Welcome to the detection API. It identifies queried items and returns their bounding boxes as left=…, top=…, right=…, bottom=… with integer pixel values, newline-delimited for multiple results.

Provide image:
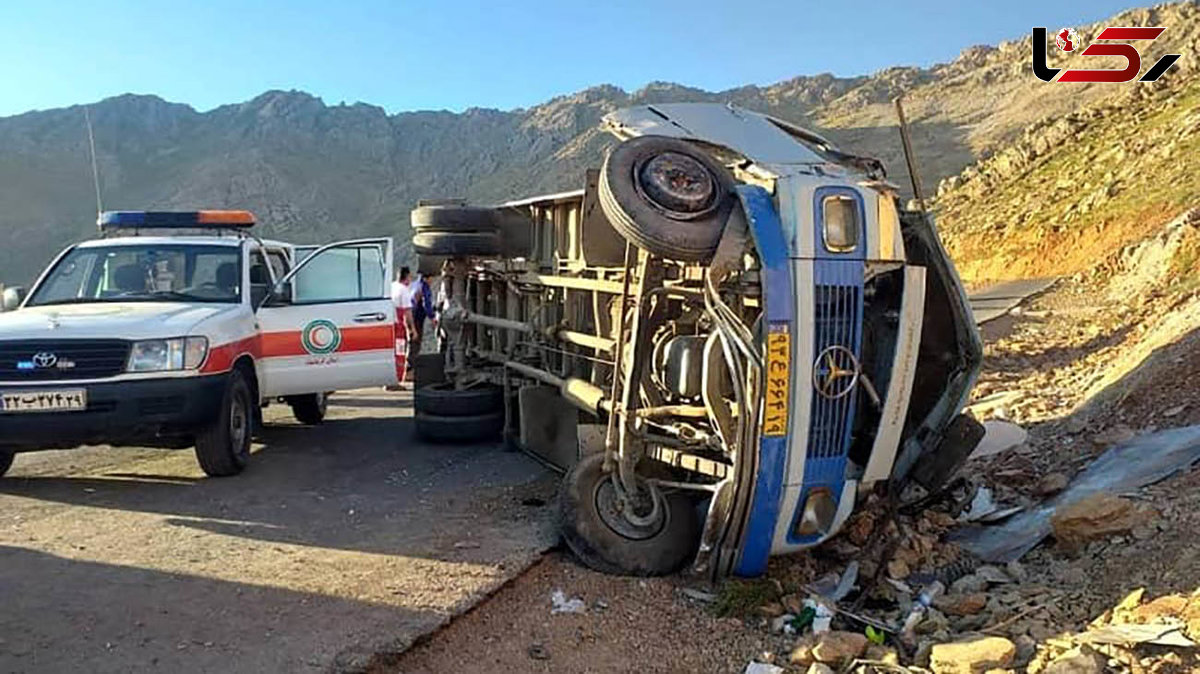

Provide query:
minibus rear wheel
left=559, top=453, right=700, bottom=576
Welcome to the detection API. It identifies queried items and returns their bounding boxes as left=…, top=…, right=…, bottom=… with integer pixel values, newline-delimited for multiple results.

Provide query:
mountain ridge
left=2, top=1, right=1197, bottom=285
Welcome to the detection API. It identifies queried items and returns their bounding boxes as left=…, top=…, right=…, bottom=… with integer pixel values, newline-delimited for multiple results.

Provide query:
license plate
left=763, top=326, right=791, bottom=437
left=0, top=389, right=88, bottom=413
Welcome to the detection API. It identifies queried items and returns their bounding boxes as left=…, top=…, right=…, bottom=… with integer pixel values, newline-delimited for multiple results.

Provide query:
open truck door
left=256, top=238, right=396, bottom=397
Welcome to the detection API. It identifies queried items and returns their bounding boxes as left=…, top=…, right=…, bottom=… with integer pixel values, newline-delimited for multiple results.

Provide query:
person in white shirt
left=389, top=267, right=416, bottom=388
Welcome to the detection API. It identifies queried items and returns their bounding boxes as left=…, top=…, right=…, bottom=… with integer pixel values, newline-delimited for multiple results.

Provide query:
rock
left=888, top=558, right=911, bottom=580
left=951, top=574, right=989, bottom=595
left=1034, top=472, right=1069, bottom=496
left=1051, top=494, right=1152, bottom=548
left=1091, top=425, right=1135, bottom=445
left=527, top=643, right=550, bottom=660
left=929, top=636, right=1016, bottom=674
left=935, top=593, right=990, bottom=616
left=810, top=631, right=869, bottom=666
left=744, top=663, right=784, bottom=674
left=1013, top=635, right=1037, bottom=666
left=758, top=602, right=785, bottom=618
left=804, top=664, right=834, bottom=674
left=770, top=613, right=796, bottom=634
left=975, top=565, right=1012, bottom=585
left=916, top=608, right=951, bottom=635
left=1043, top=646, right=1106, bottom=674
left=863, top=644, right=900, bottom=665
left=1005, top=561, right=1028, bottom=583
left=781, top=593, right=805, bottom=615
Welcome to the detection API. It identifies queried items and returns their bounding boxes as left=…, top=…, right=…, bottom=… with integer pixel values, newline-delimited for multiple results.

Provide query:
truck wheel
left=599, top=135, right=736, bottom=262
left=194, top=369, right=254, bottom=477
left=287, top=392, right=328, bottom=425
left=414, top=383, right=501, bottom=416
left=413, top=232, right=501, bottom=257
left=0, top=449, right=13, bottom=478
left=411, top=205, right=498, bottom=232
left=415, top=411, right=504, bottom=443
left=559, top=453, right=700, bottom=576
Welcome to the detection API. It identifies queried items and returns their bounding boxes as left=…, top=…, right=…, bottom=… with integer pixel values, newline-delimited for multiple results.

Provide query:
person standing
left=389, top=267, right=415, bottom=389
left=409, top=272, right=435, bottom=364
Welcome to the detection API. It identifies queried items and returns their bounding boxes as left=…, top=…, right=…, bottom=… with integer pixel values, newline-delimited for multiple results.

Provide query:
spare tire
left=599, top=135, right=737, bottom=262
left=411, top=205, right=498, bottom=233
left=413, top=231, right=501, bottom=256
left=415, top=411, right=504, bottom=443
left=414, top=382, right=502, bottom=417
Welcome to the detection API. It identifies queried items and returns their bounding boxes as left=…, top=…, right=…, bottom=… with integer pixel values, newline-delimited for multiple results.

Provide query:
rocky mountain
left=1, top=1, right=1197, bottom=285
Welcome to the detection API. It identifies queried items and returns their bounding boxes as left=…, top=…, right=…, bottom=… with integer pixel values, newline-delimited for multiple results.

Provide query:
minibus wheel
left=599, top=135, right=736, bottom=263
left=559, top=453, right=700, bottom=576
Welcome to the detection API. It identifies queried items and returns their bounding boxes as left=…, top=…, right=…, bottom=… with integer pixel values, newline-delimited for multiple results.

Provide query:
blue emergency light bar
left=98, top=210, right=256, bottom=230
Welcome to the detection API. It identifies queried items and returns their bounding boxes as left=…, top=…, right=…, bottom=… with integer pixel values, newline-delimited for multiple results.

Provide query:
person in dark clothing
left=409, top=272, right=435, bottom=365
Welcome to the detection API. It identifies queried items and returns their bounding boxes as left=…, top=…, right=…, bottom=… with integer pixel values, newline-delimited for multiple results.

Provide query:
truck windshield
left=26, top=244, right=242, bottom=306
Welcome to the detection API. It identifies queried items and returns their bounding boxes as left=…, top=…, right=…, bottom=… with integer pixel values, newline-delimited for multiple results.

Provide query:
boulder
left=1051, top=494, right=1151, bottom=548
left=929, top=636, right=1016, bottom=674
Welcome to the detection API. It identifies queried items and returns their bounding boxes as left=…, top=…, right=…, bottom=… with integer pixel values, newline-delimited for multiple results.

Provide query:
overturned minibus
left=411, top=103, right=982, bottom=577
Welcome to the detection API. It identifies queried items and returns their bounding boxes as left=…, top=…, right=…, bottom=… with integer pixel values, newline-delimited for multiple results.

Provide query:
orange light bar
left=196, top=210, right=256, bottom=226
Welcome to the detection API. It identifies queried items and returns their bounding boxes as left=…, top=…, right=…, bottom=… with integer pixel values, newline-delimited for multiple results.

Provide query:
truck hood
left=0, top=303, right=238, bottom=341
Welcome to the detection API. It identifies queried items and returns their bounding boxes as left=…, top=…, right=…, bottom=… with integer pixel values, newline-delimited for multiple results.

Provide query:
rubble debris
left=550, top=589, right=586, bottom=614
left=789, top=631, right=868, bottom=668
left=933, top=592, right=988, bottom=617
left=1034, top=472, right=1070, bottom=496
left=928, top=636, right=1016, bottom=674
left=1041, top=646, right=1107, bottom=674
left=952, top=425, right=1200, bottom=562
left=1050, top=493, right=1154, bottom=550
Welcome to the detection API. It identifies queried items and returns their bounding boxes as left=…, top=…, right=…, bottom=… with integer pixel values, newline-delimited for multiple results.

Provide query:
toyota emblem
left=31, top=352, right=59, bottom=369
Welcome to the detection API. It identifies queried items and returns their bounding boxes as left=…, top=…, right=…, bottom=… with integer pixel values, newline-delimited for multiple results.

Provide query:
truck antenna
left=84, top=106, right=104, bottom=216
left=893, top=96, right=926, bottom=211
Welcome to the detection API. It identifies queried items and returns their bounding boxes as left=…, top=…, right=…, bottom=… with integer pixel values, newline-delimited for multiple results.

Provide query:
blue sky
left=0, top=0, right=1145, bottom=117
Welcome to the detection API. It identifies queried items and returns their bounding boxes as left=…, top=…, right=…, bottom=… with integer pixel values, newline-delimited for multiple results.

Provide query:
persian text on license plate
left=763, top=326, right=791, bottom=437
left=0, top=389, right=88, bottom=413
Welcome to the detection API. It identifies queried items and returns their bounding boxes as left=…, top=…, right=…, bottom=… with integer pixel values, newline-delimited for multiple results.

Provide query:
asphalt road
left=968, top=278, right=1057, bottom=325
left=0, top=389, right=557, bottom=673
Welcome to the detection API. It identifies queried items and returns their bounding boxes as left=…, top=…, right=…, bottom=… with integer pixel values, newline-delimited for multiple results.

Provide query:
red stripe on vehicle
left=199, top=324, right=395, bottom=374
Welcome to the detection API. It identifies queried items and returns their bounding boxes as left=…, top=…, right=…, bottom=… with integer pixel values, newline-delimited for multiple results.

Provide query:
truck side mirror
left=1, top=286, right=25, bottom=312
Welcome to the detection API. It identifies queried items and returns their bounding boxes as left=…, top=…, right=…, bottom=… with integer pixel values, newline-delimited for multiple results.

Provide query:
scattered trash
left=952, top=425, right=1200, bottom=562
left=743, top=661, right=784, bottom=674
left=865, top=625, right=886, bottom=645
left=1075, top=623, right=1196, bottom=647
left=679, top=587, right=717, bottom=603
left=899, top=580, right=945, bottom=642
left=811, top=603, right=834, bottom=634
left=970, top=420, right=1028, bottom=459
left=527, top=643, right=550, bottom=660
left=550, top=589, right=586, bottom=614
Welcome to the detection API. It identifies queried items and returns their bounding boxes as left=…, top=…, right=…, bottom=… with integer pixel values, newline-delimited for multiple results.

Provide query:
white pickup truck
left=0, top=210, right=398, bottom=477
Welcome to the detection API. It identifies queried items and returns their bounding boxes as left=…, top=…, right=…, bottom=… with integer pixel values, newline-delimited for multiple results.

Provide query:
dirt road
left=0, top=389, right=557, bottom=673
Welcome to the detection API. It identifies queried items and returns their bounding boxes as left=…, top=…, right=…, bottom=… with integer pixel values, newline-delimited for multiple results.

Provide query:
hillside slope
left=1, top=1, right=1197, bottom=285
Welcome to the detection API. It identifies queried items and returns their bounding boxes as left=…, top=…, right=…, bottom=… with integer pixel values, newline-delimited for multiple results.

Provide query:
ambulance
left=0, top=211, right=397, bottom=477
